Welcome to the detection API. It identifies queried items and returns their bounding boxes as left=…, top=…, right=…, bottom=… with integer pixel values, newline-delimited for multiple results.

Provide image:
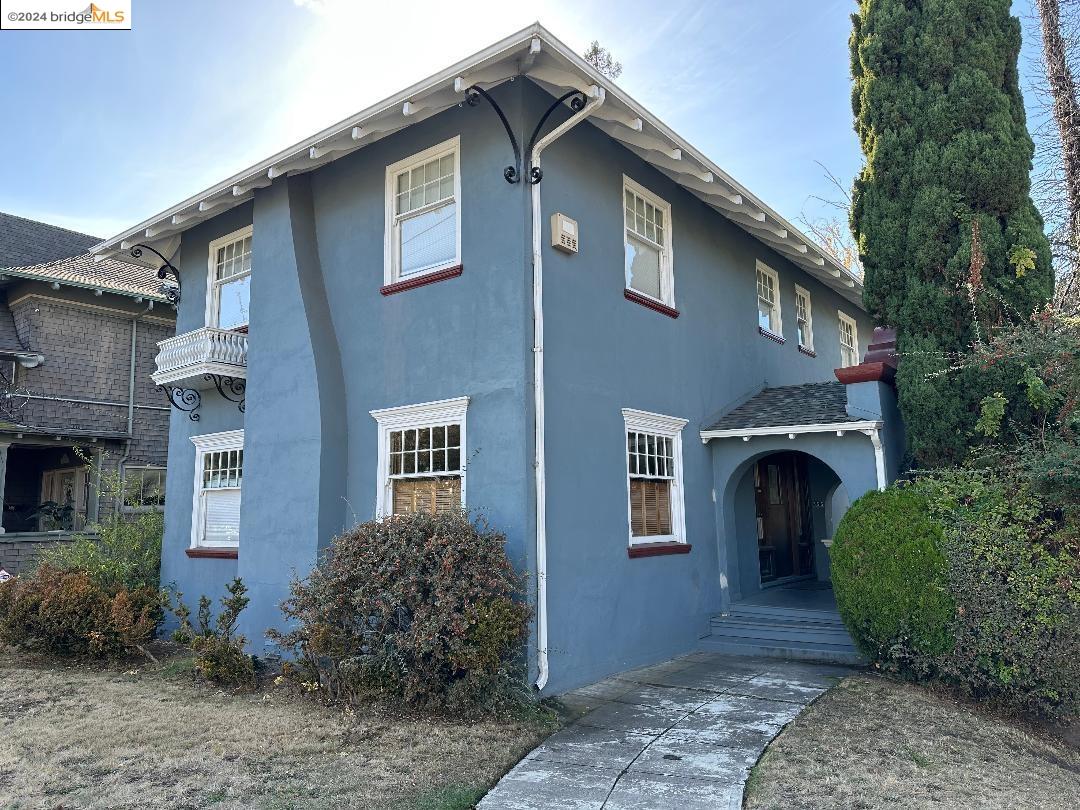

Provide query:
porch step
left=703, top=605, right=864, bottom=665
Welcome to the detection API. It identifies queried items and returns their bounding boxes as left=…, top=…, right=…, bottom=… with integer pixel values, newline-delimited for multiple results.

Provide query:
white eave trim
left=92, top=23, right=863, bottom=306
left=700, top=420, right=883, bottom=443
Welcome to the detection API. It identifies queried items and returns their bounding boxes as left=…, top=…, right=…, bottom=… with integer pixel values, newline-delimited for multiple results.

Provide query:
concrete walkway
left=480, top=653, right=853, bottom=809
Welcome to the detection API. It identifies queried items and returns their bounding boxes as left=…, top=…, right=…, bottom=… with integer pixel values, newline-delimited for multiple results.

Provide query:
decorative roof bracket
left=130, top=243, right=181, bottom=305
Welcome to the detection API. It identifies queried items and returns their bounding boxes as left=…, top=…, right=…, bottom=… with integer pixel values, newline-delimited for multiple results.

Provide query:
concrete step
left=709, top=620, right=855, bottom=646
left=724, top=603, right=846, bottom=623
left=714, top=610, right=848, bottom=629
left=698, top=636, right=865, bottom=666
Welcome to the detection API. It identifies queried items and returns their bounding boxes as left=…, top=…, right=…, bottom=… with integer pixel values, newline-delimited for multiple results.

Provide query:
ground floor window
left=190, top=430, right=243, bottom=548
left=371, top=397, right=468, bottom=517
left=622, top=408, right=688, bottom=545
left=122, top=465, right=166, bottom=512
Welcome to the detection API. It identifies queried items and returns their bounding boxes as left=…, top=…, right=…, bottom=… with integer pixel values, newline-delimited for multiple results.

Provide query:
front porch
left=701, top=582, right=861, bottom=665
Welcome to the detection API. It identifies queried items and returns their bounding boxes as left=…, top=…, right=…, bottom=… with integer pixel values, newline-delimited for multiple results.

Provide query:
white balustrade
left=152, top=327, right=248, bottom=385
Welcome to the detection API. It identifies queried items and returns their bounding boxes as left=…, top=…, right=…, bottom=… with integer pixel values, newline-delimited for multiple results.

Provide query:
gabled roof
left=0, top=212, right=99, bottom=267
left=2, top=252, right=169, bottom=301
left=704, top=381, right=859, bottom=432
left=92, top=23, right=864, bottom=306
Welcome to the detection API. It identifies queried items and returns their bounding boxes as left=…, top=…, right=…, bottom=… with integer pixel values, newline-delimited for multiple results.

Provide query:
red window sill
left=758, top=326, right=785, bottom=344
left=381, top=265, right=462, bottom=296
left=624, top=289, right=680, bottom=319
left=186, top=547, right=238, bottom=559
left=628, top=542, right=692, bottom=559
left=798, top=344, right=816, bottom=357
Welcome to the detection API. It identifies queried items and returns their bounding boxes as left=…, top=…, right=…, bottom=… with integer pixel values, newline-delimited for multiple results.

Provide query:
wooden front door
left=754, top=453, right=814, bottom=583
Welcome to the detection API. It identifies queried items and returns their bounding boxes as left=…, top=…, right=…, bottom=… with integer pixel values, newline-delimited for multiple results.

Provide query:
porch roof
left=704, top=381, right=865, bottom=435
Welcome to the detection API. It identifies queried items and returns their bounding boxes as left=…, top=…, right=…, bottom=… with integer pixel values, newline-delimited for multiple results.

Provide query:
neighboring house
left=0, top=213, right=175, bottom=572
left=91, top=24, right=902, bottom=694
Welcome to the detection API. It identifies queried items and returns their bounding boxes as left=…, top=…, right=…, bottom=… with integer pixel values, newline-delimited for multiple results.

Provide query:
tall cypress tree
left=850, top=0, right=1055, bottom=467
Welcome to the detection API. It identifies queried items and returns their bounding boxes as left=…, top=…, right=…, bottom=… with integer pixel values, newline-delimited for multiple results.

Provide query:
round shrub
left=831, top=487, right=955, bottom=674
left=269, top=510, right=531, bottom=713
left=0, top=564, right=161, bottom=657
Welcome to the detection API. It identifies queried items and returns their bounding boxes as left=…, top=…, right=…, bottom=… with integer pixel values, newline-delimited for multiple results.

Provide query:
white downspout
left=868, top=428, right=887, bottom=491
left=531, top=85, right=605, bottom=692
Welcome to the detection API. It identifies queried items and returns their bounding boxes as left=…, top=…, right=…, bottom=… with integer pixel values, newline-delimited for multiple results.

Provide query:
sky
left=0, top=0, right=1053, bottom=243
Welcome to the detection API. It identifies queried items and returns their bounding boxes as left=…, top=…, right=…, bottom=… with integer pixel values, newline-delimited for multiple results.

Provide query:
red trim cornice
left=186, top=548, right=238, bottom=560
left=628, top=542, right=692, bottom=559
left=835, top=361, right=896, bottom=384
left=624, top=289, right=680, bottom=319
left=381, top=265, right=463, bottom=296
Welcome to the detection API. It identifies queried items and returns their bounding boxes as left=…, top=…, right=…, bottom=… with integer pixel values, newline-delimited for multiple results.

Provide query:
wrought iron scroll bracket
left=161, top=385, right=201, bottom=421
left=523, top=90, right=587, bottom=185
left=130, top=243, right=181, bottom=305
left=206, top=374, right=246, bottom=414
left=464, top=85, right=522, bottom=184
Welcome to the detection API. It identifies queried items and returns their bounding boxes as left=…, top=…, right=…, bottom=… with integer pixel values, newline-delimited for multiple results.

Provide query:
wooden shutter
left=392, top=476, right=461, bottom=515
left=630, top=478, right=672, bottom=537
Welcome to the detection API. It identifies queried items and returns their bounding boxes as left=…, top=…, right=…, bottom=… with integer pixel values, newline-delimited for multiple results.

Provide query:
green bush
left=269, top=509, right=531, bottom=714
left=919, top=469, right=1080, bottom=719
left=167, top=578, right=256, bottom=689
left=831, top=487, right=955, bottom=674
left=0, top=564, right=161, bottom=657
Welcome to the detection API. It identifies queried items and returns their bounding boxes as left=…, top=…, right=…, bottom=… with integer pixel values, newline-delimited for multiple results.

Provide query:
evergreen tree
left=850, top=0, right=1055, bottom=467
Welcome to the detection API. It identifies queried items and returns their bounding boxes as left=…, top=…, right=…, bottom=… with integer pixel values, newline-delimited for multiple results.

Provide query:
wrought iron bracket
left=130, top=243, right=181, bottom=305
left=160, top=385, right=201, bottom=421
left=206, top=374, right=246, bottom=413
left=463, top=84, right=587, bottom=185
left=523, top=90, right=587, bottom=185
left=465, top=85, right=522, bottom=184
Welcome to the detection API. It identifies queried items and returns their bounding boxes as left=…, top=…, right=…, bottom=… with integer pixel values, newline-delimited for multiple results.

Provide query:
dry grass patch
left=745, top=674, right=1080, bottom=810
left=0, top=652, right=553, bottom=809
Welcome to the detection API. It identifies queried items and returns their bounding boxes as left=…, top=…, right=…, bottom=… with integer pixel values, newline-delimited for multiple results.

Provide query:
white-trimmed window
left=794, top=285, right=814, bottom=351
left=623, top=177, right=674, bottom=305
left=384, top=137, right=461, bottom=285
left=756, top=261, right=781, bottom=336
left=206, top=226, right=252, bottom=330
left=190, top=431, right=244, bottom=548
left=122, top=465, right=166, bottom=512
left=838, top=311, right=860, bottom=367
left=622, top=409, right=688, bottom=545
left=371, top=397, right=468, bottom=516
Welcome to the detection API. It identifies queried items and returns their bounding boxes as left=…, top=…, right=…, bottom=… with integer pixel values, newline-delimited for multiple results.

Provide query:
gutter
left=530, top=84, right=606, bottom=692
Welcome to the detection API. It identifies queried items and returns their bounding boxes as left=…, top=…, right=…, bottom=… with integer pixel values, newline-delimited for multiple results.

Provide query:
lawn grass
left=745, top=673, right=1080, bottom=809
left=0, top=648, right=555, bottom=809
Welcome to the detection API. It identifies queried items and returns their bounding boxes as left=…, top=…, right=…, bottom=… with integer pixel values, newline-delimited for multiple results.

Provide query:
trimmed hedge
left=831, top=487, right=955, bottom=675
left=269, top=510, right=531, bottom=714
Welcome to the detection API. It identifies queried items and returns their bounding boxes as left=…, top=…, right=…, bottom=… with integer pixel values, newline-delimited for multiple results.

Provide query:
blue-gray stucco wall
left=527, top=81, right=875, bottom=693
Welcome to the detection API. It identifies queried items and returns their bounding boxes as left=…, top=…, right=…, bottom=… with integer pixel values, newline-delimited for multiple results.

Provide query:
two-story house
left=0, top=213, right=175, bottom=573
left=91, top=25, right=902, bottom=694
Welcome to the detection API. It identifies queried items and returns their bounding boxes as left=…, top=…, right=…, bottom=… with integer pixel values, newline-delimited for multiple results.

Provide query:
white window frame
left=622, top=408, right=688, bottom=546
left=121, top=465, right=167, bottom=513
left=190, top=430, right=244, bottom=549
left=838, top=310, right=860, bottom=368
left=383, top=136, right=462, bottom=286
left=370, top=396, right=469, bottom=517
left=205, top=225, right=253, bottom=330
left=623, top=175, right=675, bottom=306
left=756, top=260, right=782, bottom=337
left=794, top=284, right=814, bottom=351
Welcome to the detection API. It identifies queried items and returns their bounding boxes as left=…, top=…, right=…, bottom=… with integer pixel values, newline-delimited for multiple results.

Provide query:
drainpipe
left=113, top=302, right=153, bottom=514
left=531, top=85, right=606, bottom=692
left=868, top=428, right=887, bottom=491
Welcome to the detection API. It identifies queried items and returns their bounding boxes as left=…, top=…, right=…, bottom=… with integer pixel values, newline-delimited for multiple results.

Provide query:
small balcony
left=152, top=327, right=248, bottom=387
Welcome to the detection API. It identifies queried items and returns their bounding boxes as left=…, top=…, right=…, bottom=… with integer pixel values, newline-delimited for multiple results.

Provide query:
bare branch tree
left=583, top=41, right=623, bottom=79
left=798, top=161, right=863, bottom=276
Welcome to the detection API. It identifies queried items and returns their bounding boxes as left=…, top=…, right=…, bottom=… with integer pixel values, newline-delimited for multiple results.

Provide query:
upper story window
left=371, top=396, right=468, bottom=517
left=190, top=431, right=244, bottom=549
left=756, top=261, right=781, bottom=337
left=622, top=408, right=688, bottom=546
left=385, top=137, right=461, bottom=285
left=838, top=310, right=860, bottom=367
left=623, top=177, right=674, bottom=306
left=206, top=226, right=252, bottom=331
left=794, top=285, right=814, bottom=351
